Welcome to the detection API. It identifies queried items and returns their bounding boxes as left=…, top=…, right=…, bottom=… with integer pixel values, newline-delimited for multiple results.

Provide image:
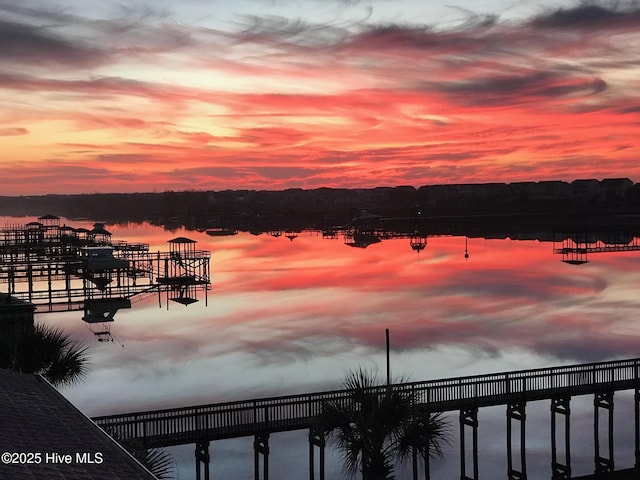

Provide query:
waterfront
left=4, top=215, right=640, bottom=478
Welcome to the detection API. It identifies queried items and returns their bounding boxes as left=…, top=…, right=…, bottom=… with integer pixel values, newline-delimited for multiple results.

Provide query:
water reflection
left=4, top=215, right=640, bottom=477
left=3, top=218, right=631, bottom=400
left=3, top=216, right=640, bottom=379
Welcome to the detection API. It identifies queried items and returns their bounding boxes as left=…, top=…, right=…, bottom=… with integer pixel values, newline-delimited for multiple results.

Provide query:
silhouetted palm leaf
left=140, top=448, right=176, bottom=480
left=318, top=368, right=449, bottom=480
left=0, top=322, right=89, bottom=386
left=397, top=410, right=451, bottom=462
left=115, top=437, right=176, bottom=480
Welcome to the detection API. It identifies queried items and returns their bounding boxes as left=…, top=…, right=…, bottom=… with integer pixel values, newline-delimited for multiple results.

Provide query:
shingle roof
left=0, top=369, right=157, bottom=480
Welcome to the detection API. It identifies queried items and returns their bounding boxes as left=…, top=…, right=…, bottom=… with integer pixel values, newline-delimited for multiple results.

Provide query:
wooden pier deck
left=93, top=357, right=640, bottom=449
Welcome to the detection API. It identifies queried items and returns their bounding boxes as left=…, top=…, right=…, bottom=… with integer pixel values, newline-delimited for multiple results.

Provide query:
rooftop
left=0, top=368, right=157, bottom=480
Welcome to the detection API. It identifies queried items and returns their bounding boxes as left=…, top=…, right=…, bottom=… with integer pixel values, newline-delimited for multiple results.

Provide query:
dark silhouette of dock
left=0, top=216, right=211, bottom=340
left=94, top=357, right=640, bottom=479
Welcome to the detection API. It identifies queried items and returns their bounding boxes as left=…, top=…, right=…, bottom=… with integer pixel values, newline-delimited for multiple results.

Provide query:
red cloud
left=0, top=127, right=28, bottom=136
left=1, top=3, right=640, bottom=195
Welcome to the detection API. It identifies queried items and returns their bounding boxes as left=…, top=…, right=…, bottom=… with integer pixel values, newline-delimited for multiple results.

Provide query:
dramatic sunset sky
left=1, top=0, right=639, bottom=195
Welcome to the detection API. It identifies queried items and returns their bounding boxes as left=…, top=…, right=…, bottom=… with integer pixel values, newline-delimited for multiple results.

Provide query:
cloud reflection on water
left=42, top=223, right=640, bottom=419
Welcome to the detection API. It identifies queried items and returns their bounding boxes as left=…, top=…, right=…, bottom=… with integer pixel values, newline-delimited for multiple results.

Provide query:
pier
left=93, top=357, right=640, bottom=479
left=0, top=216, right=210, bottom=339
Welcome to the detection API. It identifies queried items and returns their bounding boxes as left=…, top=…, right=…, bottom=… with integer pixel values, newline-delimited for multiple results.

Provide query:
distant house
left=571, top=179, right=601, bottom=203
left=601, top=178, right=633, bottom=200
left=509, top=181, right=537, bottom=199
left=537, top=181, right=571, bottom=200
left=508, top=181, right=572, bottom=201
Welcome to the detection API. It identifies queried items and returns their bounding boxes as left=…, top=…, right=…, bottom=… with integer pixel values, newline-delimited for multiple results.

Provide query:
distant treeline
left=1, top=178, right=639, bottom=231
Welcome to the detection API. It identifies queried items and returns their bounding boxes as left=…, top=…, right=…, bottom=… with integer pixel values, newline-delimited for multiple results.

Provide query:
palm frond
left=143, top=448, right=176, bottom=480
left=396, top=412, right=451, bottom=461
left=318, top=368, right=451, bottom=480
left=46, top=343, right=90, bottom=386
left=117, top=437, right=176, bottom=480
left=7, top=322, right=90, bottom=386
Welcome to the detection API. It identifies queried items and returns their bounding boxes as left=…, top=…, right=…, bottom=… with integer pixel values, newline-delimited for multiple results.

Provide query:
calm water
left=6, top=216, right=640, bottom=479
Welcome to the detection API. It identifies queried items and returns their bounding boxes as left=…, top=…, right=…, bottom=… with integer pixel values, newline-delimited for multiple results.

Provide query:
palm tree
left=317, top=368, right=449, bottom=480
left=396, top=406, right=450, bottom=479
left=126, top=441, right=177, bottom=480
left=139, top=448, right=176, bottom=480
left=0, top=322, right=89, bottom=386
left=103, top=433, right=176, bottom=480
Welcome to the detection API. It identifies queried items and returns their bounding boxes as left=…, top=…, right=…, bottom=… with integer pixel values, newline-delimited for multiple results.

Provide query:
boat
left=206, top=228, right=238, bottom=237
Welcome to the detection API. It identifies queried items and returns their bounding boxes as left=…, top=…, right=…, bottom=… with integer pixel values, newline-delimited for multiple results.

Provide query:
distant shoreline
left=2, top=178, right=639, bottom=234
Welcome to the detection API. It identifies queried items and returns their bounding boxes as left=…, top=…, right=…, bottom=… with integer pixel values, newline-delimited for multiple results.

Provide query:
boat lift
left=0, top=216, right=211, bottom=341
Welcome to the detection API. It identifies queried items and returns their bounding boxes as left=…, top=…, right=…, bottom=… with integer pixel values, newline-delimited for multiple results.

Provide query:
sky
left=1, top=0, right=639, bottom=195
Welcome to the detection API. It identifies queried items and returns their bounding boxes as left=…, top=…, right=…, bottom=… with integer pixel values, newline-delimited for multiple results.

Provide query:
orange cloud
left=0, top=2, right=639, bottom=195
left=0, top=127, right=28, bottom=136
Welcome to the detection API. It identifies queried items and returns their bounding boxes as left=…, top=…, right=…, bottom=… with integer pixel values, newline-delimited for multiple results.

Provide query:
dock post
left=412, top=445, right=419, bottom=480
left=636, top=387, right=640, bottom=470
left=551, top=396, right=571, bottom=480
left=460, top=407, right=479, bottom=480
left=195, top=440, right=210, bottom=480
left=309, top=428, right=325, bottom=480
left=507, top=402, right=527, bottom=479
left=594, top=391, right=614, bottom=474
left=412, top=443, right=430, bottom=480
left=254, top=433, right=270, bottom=480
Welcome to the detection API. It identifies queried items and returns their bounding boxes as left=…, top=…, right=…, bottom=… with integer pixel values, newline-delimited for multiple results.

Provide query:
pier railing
left=93, top=357, right=640, bottom=448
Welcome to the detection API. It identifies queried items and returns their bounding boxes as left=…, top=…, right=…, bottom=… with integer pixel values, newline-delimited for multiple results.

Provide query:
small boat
left=206, top=228, right=238, bottom=237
